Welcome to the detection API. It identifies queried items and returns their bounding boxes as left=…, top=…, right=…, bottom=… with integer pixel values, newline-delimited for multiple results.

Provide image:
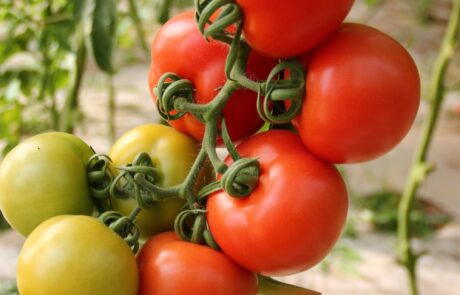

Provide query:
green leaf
left=91, top=0, right=117, bottom=73
left=257, top=276, right=320, bottom=295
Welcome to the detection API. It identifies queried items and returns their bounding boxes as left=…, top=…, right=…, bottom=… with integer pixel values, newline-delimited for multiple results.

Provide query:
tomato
left=206, top=130, right=348, bottom=276
left=17, top=215, right=138, bottom=295
left=235, top=0, right=354, bottom=58
left=137, top=231, right=258, bottom=295
left=0, top=132, right=95, bottom=236
left=294, top=23, right=420, bottom=163
left=109, top=124, right=212, bottom=239
left=148, top=11, right=276, bottom=141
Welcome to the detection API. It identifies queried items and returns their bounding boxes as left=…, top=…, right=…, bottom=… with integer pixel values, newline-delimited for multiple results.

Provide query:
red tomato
left=295, top=23, right=420, bottom=163
left=137, top=232, right=258, bottom=295
left=149, top=11, right=276, bottom=141
left=206, top=130, right=348, bottom=276
left=235, top=0, right=354, bottom=58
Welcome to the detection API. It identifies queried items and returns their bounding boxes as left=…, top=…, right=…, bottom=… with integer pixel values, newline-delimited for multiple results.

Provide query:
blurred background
left=0, top=0, right=459, bottom=294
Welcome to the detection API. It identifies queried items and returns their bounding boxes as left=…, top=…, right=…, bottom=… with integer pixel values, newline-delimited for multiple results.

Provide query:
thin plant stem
left=397, top=1, right=460, bottom=294
left=128, top=0, right=149, bottom=56
left=107, top=73, right=116, bottom=144
left=59, top=31, right=87, bottom=133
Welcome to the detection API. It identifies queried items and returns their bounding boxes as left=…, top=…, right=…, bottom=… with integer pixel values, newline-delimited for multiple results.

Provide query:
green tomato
left=108, top=124, right=211, bottom=239
left=17, top=215, right=138, bottom=295
left=0, top=132, right=95, bottom=236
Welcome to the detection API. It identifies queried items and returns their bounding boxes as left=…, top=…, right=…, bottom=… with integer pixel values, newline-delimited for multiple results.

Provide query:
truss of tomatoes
left=146, top=4, right=420, bottom=293
left=0, top=1, right=420, bottom=295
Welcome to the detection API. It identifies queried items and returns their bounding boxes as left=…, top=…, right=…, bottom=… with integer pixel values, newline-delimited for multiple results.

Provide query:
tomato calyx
left=255, top=60, right=305, bottom=124
left=87, top=153, right=115, bottom=212
left=154, top=72, right=196, bottom=121
left=174, top=209, right=220, bottom=250
left=221, top=157, right=259, bottom=198
left=99, top=210, right=141, bottom=252
left=195, top=0, right=243, bottom=43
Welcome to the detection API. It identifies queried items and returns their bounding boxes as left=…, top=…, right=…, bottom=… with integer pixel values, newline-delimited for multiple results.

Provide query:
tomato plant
left=234, top=0, right=354, bottom=58
left=206, top=130, right=348, bottom=276
left=294, top=23, right=420, bottom=163
left=17, top=215, right=138, bottom=295
left=108, top=124, right=212, bottom=239
left=148, top=11, right=276, bottom=141
left=137, top=231, right=258, bottom=295
left=0, top=132, right=95, bottom=236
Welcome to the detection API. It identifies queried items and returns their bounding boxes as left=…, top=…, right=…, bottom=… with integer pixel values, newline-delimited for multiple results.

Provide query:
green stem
left=128, top=0, right=149, bottom=56
left=59, top=31, right=86, bottom=133
left=180, top=147, right=208, bottom=205
left=107, top=73, right=116, bottom=144
left=230, top=42, right=262, bottom=92
left=201, top=79, right=239, bottom=174
left=39, top=1, right=59, bottom=130
left=128, top=206, right=142, bottom=221
left=397, top=1, right=460, bottom=295
left=174, top=78, right=238, bottom=204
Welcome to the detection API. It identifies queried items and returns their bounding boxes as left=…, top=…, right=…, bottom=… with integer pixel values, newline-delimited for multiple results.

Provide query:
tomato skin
left=294, top=23, right=421, bottom=164
left=17, top=215, right=138, bottom=295
left=137, top=232, right=258, bottom=295
left=206, top=130, right=348, bottom=276
left=109, top=124, right=211, bottom=239
left=148, top=11, right=276, bottom=141
left=0, top=132, right=95, bottom=236
left=235, top=0, right=354, bottom=58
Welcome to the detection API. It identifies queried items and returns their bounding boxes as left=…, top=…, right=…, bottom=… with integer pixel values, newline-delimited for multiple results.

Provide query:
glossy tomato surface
left=137, top=232, right=258, bottom=295
left=235, top=0, right=354, bottom=58
left=17, top=215, right=138, bottom=295
left=149, top=11, right=276, bottom=141
left=207, top=130, right=348, bottom=276
left=0, top=132, right=95, bottom=236
left=109, top=124, right=212, bottom=239
left=296, top=23, right=420, bottom=163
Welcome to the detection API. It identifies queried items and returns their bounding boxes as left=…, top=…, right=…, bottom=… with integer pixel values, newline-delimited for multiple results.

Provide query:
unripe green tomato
left=17, top=215, right=138, bottom=295
left=0, top=132, right=95, bottom=236
left=108, top=124, right=212, bottom=239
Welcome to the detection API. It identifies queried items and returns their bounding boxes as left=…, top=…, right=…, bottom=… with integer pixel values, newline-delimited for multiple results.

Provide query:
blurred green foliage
left=358, top=190, right=451, bottom=238
left=0, top=280, right=18, bottom=295
left=0, top=0, right=195, bottom=156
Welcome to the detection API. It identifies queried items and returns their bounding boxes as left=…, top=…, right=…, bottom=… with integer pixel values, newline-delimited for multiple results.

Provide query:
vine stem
left=128, top=0, right=149, bottom=56
left=59, top=27, right=86, bottom=133
left=107, top=73, right=116, bottom=144
left=396, top=1, right=460, bottom=294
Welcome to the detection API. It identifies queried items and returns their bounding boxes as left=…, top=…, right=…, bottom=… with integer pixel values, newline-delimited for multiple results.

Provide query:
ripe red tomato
left=148, top=11, right=276, bottom=141
left=206, top=130, right=348, bottom=276
left=235, top=0, right=354, bottom=58
left=295, top=23, right=420, bottom=163
left=137, top=232, right=258, bottom=295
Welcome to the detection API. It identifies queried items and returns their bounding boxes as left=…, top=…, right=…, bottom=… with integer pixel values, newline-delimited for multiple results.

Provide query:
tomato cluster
left=0, top=1, right=420, bottom=294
